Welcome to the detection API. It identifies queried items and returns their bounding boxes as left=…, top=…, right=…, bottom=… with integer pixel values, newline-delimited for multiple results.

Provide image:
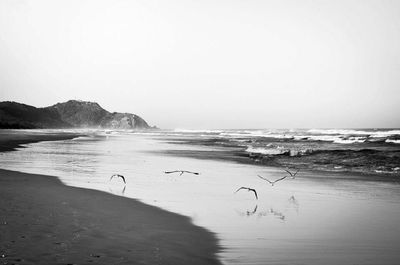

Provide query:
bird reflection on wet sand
left=235, top=205, right=286, bottom=221
left=236, top=205, right=258, bottom=217
left=287, top=195, right=300, bottom=213
left=108, top=185, right=126, bottom=196
left=269, top=208, right=285, bottom=220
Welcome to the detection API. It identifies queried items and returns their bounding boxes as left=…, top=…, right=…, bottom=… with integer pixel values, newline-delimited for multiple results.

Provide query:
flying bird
left=110, top=174, right=126, bottom=184
left=164, top=170, right=200, bottom=176
left=284, top=169, right=299, bottom=179
left=257, top=175, right=287, bottom=186
left=234, top=187, right=258, bottom=200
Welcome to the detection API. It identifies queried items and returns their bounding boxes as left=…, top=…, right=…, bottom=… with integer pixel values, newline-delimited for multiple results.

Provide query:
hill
left=0, top=100, right=152, bottom=129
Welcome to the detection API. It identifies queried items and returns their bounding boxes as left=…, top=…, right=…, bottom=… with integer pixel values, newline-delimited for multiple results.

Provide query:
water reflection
left=235, top=195, right=300, bottom=221
left=236, top=204, right=287, bottom=221
left=288, top=195, right=300, bottom=213
left=250, top=207, right=286, bottom=221
left=236, top=205, right=258, bottom=217
left=108, top=185, right=126, bottom=196
left=269, top=208, right=285, bottom=221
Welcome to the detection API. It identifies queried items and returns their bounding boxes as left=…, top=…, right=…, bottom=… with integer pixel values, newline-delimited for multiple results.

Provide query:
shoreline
left=0, top=131, right=85, bottom=152
left=150, top=148, right=400, bottom=183
left=157, top=132, right=400, bottom=179
left=0, top=132, right=222, bottom=265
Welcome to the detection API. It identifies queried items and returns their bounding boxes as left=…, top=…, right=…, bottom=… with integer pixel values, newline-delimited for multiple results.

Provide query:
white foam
left=218, top=130, right=296, bottom=139
left=308, top=129, right=400, bottom=137
left=386, top=139, right=400, bottom=144
left=219, top=132, right=251, bottom=138
left=333, top=138, right=366, bottom=144
left=245, top=146, right=314, bottom=156
left=245, top=146, right=285, bottom=155
left=289, top=149, right=314, bottom=156
left=174, top=129, right=223, bottom=133
left=306, top=135, right=341, bottom=142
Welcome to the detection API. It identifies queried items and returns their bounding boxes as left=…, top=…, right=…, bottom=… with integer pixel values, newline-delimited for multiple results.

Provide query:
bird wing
left=184, top=171, right=200, bottom=175
left=120, top=175, right=126, bottom=184
left=234, top=187, right=247, bottom=193
left=284, top=169, right=293, bottom=176
left=257, top=175, right=273, bottom=184
left=273, top=176, right=287, bottom=184
left=164, top=170, right=180, bottom=174
left=251, top=189, right=258, bottom=200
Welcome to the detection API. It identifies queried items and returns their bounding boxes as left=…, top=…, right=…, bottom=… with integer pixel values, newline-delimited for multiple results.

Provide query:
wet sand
left=0, top=133, right=221, bottom=265
left=0, top=131, right=84, bottom=152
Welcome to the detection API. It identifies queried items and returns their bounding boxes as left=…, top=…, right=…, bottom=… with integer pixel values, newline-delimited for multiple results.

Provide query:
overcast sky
left=1, top=0, right=399, bottom=129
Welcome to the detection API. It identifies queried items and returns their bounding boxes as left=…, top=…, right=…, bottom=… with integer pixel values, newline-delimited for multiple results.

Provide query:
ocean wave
left=165, top=128, right=400, bottom=146
left=245, top=146, right=285, bottom=155
left=174, top=129, right=224, bottom=134
left=307, top=129, right=400, bottom=137
left=219, top=132, right=251, bottom=138
left=245, top=146, right=314, bottom=157
left=306, top=135, right=343, bottom=142
left=71, top=136, right=94, bottom=141
left=214, top=131, right=371, bottom=144
left=386, top=139, right=400, bottom=144
left=245, top=146, right=392, bottom=157
left=333, top=137, right=366, bottom=144
left=307, top=129, right=372, bottom=135
left=220, top=131, right=294, bottom=139
left=218, top=130, right=376, bottom=143
left=297, top=135, right=364, bottom=143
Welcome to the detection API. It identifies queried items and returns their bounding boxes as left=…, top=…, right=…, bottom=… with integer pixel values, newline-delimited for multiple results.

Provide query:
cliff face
left=0, top=100, right=152, bottom=129
left=101, top=112, right=150, bottom=129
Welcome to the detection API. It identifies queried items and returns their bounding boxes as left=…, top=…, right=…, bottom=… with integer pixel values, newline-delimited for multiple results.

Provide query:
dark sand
left=0, top=131, right=84, bottom=152
left=0, top=133, right=221, bottom=265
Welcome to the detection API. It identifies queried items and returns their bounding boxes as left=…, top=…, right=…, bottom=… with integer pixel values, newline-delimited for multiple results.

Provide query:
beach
left=0, top=130, right=85, bottom=152
left=1, top=129, right=400, bottom=265
left=2, top=0, right=400, bottom=263
left=0, top=132, right=221, bottom=265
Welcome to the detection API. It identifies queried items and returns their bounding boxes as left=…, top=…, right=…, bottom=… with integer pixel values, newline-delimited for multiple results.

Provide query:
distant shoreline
left=0, top=131, right=84, bottom=152
left=0, top=131, right=221, bottom=265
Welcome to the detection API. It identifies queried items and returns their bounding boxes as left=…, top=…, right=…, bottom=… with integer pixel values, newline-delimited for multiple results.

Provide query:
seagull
left=234, top=187, right=258, bottom=200
left=257, top=175, right=287, bottom=186
left=284, top=169, right=299, bottom=179
left=164, top=170, right=200, bottom=176
left=110, top=174, right=126, bottom=184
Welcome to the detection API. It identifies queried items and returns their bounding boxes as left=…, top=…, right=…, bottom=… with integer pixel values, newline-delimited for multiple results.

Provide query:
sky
left=1, top=0, right=399, bottom=129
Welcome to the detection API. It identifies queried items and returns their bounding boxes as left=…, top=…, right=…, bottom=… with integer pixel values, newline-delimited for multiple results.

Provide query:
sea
left=155, top=128, right=400, bottom=176
left=1, top=128, right=400, bottom=264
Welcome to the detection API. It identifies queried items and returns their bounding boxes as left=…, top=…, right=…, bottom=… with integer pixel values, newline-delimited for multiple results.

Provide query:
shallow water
left=1, top=130, right=400, bottom=264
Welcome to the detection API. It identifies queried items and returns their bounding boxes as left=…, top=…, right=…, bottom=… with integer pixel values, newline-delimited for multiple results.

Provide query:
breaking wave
left=307, top=129, right=400, bottom=137
left=151, top=128, right=400, bottom=176
left=245, top=146, right=314, bottom=157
